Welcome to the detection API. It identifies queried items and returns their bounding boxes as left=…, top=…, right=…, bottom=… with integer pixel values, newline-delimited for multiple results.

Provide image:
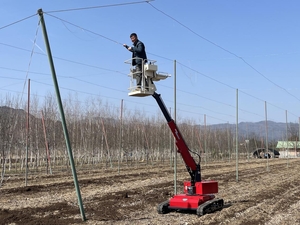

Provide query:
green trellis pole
left=37, top=8, right=86, bottom=222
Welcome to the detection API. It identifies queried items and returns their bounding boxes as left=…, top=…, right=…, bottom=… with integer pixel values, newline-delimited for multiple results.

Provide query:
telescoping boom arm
left=152, top=92, right=201, bottom=185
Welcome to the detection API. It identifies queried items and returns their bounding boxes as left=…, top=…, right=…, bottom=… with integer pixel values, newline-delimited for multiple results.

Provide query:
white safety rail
left=124, top=58, right=170, bottom=97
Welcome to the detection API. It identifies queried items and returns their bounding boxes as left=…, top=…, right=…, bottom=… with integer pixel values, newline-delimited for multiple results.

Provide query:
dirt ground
left=1, top=158, right=300, bottom=225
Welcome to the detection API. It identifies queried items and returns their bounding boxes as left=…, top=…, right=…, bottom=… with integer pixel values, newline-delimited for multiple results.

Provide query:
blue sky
left=1, top=0, right=300, bottom=124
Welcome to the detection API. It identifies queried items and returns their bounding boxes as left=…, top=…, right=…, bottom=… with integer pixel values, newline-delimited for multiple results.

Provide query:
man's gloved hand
left=123, top=44, right=131, bottom=50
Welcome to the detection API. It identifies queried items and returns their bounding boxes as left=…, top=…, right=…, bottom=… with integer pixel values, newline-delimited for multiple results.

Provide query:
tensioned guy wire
left=19, top=19, right=41, bottom=104
left=0, top=14, right=36, bottom=30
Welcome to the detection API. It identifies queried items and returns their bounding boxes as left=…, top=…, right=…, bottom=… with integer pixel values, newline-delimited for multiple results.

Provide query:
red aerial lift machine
left=126, top=59, right=224, bottom=216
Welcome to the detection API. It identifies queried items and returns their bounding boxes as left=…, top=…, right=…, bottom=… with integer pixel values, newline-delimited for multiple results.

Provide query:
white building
left=276, top=141, right=300, bottom=158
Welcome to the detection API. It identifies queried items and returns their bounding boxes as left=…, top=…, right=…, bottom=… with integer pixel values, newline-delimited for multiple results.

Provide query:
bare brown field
left=1, top=158, right=300, bottom=225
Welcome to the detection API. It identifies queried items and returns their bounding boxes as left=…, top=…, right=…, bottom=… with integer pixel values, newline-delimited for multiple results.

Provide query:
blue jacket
left=130, top=40, right=147, bottom=66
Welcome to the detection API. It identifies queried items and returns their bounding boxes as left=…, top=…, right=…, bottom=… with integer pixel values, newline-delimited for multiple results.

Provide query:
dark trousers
left=136, top=64, right=148, bottom=87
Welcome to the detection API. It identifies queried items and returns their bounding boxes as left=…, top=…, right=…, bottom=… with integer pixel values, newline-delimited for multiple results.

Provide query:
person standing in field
left=123, top=33, right=148, bottom=89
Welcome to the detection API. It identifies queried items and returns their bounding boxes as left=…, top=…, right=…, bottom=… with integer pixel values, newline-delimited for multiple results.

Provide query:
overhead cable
left=44, top=13, right=123, bottom=45
left=177, top=61, right=236, bottom=90
left=147, top=2, right=300, bottom=103
left=45, top=0, right=154, bottom=13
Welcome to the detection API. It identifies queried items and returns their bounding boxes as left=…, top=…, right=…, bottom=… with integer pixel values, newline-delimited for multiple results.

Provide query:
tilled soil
left=1, top=158, right=300, bottom=225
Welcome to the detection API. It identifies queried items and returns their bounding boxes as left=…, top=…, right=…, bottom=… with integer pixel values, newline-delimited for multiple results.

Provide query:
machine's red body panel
left=183, top=181, right=218, bottom=195
left=169, top=194, right=215, bottom=210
